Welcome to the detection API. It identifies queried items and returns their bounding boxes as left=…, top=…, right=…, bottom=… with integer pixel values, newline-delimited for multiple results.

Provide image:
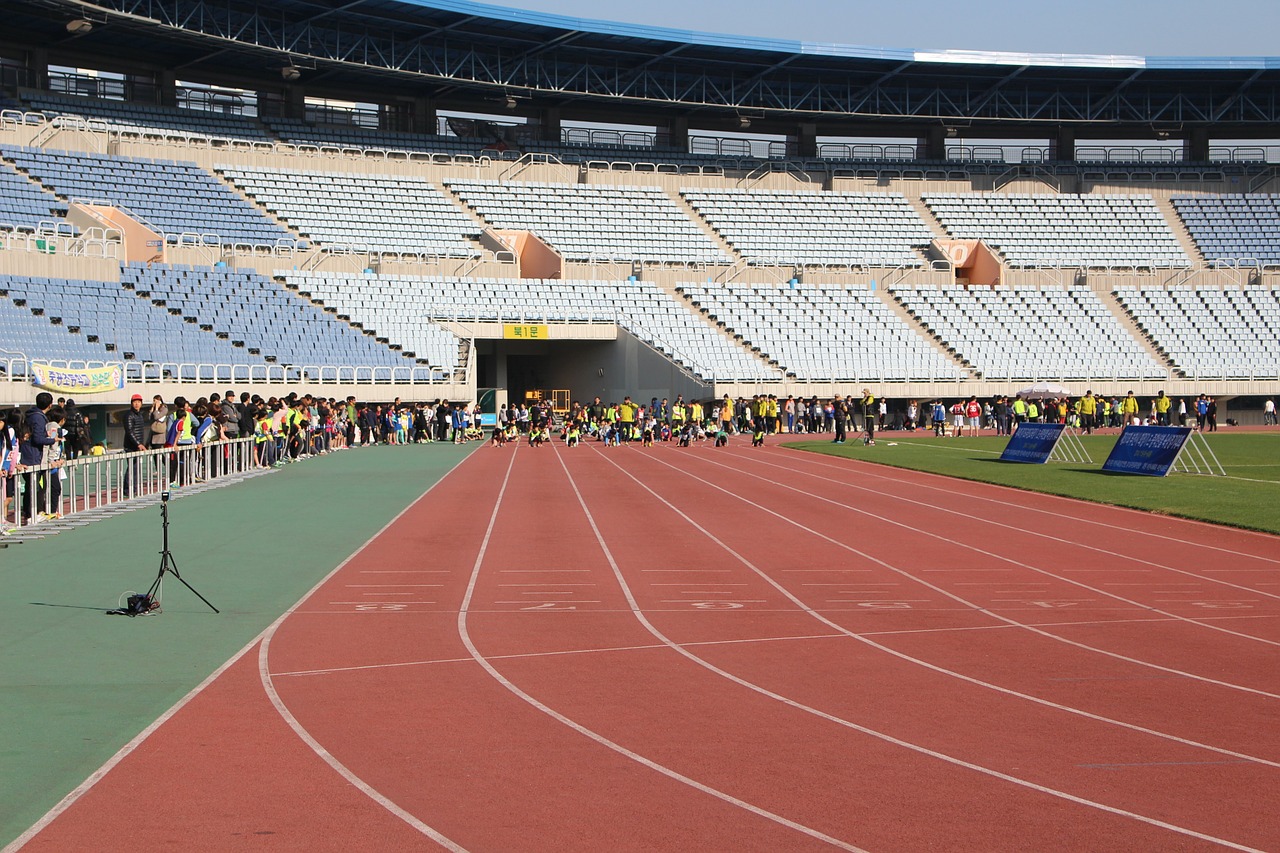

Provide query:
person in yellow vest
left=671, top=400, right=686, bottom=433
left=1078, top=390, right=1097, bottom=434
left=690, top=400, right=703, bottom=429
left=1026, top=399, right=1040, bottom=423
left=255, top=406, right=276, bottom=467
left=1155, top=390, right=1172, bottom=426
left=1120, top=390, right=1140, bottom=425
left=1011, top=396, right=1028, bottom=431
left=617, top=396, right=637, bottom=443
left=166, top=396, right=197, bottom=486
left=766, top=395, right=779, bottom=434
left=752, top=396, right=763, bottom=433
left=720, top=395, right=735, bottom=434
left=861, top=389, right=877, bottom=445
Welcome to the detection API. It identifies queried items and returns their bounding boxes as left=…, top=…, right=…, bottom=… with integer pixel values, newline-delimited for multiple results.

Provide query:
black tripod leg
left=163, top=555, right=219, bottom=614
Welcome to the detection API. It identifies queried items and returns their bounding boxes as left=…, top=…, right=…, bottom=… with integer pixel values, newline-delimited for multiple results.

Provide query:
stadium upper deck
left=3, top=0, right=1280, bottom=409
left=3, top=0, right=1279, bottom=160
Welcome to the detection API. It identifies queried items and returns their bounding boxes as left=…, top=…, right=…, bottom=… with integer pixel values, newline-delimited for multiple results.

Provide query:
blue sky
left=504, top=0, right=1279, bottom=57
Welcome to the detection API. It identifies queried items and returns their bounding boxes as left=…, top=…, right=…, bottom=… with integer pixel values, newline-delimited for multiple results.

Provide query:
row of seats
left=217, top=166, right=480, bottom=256
left=446, top=180, right=730, bottom=264
left=284, top=272, right=780, bottom=381
left=681, top=188, right=934, bottom=267
left=891, top=286, right=1168, bottom=380
left=1, top=145, right=292, bottom=246
left=675, top=281, right=964, bottom=381
left=923, top=194, right=1190, bottom=268
left=1172, top=195, right=1280, bottom=263
left=121, top=264, right=420, bottom=369
left=0, top=161, right=68, bottom=231
left=23, top=92, right=273, bottom=140
left=1, top=273, right=266, bottom=370
left=0, top=264, right=431, bottom=378
left=263, top=117, right=496, bottom=158
left=1113, top=286, right=1280, bottom=379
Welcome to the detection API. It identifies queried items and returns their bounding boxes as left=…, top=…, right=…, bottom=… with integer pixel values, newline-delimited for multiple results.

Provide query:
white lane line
left=778, top=445, right=1280, bottom=559
left=273, top=632, right=850, bottom=678
left=257, top=461, right=480, bottom=852
left=590, top=447, right=1280, bottom=761
left=690, top=451, right=1280, bottom=663
left=457, top=447, right=866, bottom=851
left=767, top=451, right=1280, bottom=576
left=570, top=448, right=1267, bottom=852
left=347, top=584, right=443, bottom=588
left=6, top=461, right=476, bottom=853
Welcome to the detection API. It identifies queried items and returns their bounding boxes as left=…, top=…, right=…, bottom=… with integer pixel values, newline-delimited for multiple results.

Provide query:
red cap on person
left=131, top=394, right=144, bottom=401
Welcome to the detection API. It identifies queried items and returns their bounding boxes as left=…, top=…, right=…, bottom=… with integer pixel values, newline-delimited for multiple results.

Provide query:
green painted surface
left=787, top=431, right=1280, bottom=534
left=0, top=443, right=475, bottom=846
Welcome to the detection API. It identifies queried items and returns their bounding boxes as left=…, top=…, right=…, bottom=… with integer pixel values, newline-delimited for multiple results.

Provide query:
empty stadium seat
left=922, top=193, right=1189, bottom=269
left=1113, top=285, right=1280, bottom=379
left=282, top=271, right=779, bottom=382
left=681, top=188, right=934, bottom=268
left=0, top=145, right=293, bottom=247
left=219, top=165, right=480, bottom=256
left=891, top=285, right=1167, bottom=380
left=447, top=180, right=730, bottom=264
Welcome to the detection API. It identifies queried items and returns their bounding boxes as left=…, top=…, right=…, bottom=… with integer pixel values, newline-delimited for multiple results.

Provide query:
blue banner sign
left=1000, top=422, right=1066, bottom=464
left=1101, top=426, right=1193, bottom=477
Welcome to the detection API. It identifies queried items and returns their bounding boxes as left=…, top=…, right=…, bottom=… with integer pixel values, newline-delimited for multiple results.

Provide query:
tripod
left=146, top=492, right=218, bottom=613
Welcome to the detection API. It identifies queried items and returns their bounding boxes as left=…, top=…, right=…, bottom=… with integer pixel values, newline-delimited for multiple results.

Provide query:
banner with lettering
left=999, top=422, right=1066, bottom=464
left=30, top=362, right=126, bottom=395
left=1101, top=425, right=1193, bottom=477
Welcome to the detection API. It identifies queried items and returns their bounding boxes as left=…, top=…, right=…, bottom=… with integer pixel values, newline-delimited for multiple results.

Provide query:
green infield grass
left=787, top=430, right=1280, bottom=534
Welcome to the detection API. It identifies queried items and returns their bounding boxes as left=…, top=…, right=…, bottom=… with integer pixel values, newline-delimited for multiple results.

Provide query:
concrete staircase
left=904, top=194, right=950, bottom=239
left=665, top=189, right=741, bottom=262
left=657, top=278, right=784, bottom=375
left=213, top=170, right=307, bottom=242
left=877, top=287, right=974, bottom=377
left=1151, top=196, right=1203, bottom=265
left=1095, top=289, right=1182, bottom=377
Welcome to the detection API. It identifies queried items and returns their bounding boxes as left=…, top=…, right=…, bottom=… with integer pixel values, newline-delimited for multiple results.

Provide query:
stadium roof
left=4, top=0, right=1280, bottom=136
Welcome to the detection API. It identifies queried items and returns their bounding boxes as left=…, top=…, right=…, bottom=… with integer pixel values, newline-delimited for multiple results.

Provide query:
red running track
left=16, top=439, right=1280, bottom=851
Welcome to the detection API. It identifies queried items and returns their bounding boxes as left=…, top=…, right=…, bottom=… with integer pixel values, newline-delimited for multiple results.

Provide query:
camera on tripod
left=161, top=490, right=171, bottom=502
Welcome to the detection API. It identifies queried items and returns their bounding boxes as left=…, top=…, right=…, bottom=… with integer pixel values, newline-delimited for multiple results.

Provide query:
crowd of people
left=3, top=385, right=1263, bottom=534
left=0, top=391, right=493, bottom=533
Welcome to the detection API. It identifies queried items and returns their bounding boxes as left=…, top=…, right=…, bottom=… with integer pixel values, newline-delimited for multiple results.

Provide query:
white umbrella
left=1015, top=382, right=1072, bottom=400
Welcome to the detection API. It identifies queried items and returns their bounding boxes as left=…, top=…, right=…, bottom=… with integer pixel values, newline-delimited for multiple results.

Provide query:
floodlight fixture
left=66, top=19, right=94, bottom=35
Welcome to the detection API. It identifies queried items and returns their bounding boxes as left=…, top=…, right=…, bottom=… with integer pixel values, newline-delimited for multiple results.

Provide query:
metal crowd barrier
left=2, top=437, right=259, bottom=533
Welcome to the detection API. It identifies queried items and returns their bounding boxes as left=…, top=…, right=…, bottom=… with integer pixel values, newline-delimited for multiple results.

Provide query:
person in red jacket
left=965, top=396, right=983, bottom=437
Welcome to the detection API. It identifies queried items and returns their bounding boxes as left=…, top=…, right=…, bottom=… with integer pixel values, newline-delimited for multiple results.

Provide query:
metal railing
left=0, top=358, right=454, bottom=385
left=2, top=437, right=259, bottom=534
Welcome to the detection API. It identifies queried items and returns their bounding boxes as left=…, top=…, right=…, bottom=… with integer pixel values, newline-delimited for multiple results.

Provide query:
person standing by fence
left=122, top=393, right=148, bottom=498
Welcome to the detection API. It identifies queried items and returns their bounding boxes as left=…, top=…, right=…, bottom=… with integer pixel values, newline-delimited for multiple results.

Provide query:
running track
left=14, top=439, right=1280, bottom=851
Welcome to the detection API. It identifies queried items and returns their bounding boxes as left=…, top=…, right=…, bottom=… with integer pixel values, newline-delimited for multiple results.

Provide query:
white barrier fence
left=2, top=437, right=260, bottom=534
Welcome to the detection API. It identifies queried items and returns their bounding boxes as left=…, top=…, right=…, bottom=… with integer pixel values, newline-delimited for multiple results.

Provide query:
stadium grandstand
left=2, top=0, right=1279, bottom=431
left=5, top=2, right=1280, bottom=851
